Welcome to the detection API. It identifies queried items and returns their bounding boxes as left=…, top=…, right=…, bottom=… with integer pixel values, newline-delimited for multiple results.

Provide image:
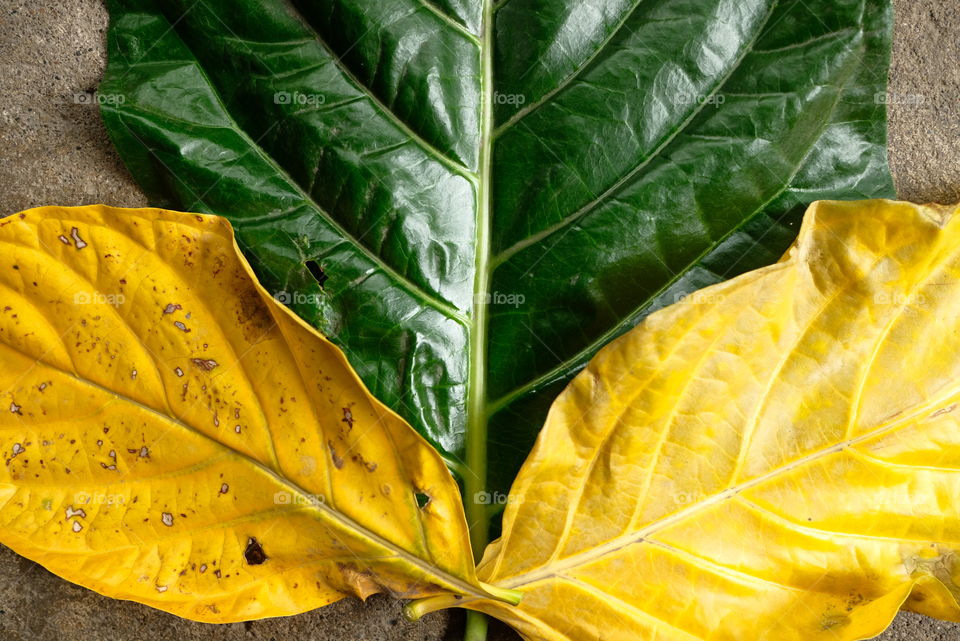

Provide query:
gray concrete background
left=0, top=0, right=958, bottom=639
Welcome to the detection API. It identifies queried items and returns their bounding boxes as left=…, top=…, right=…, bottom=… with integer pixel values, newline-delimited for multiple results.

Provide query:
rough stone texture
left=0, top=1, right=147, bottom=213
left=887, top=0, right=960, bottom=205
left=0, top=548, right=466, bottom=641
left=0, top=0, right=958, bottom=640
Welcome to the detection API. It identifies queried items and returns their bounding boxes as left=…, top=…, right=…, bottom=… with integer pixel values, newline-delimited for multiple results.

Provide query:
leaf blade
left=0, top=205, right=482, bottom=622
left=463, top=200, right=960, bottom=640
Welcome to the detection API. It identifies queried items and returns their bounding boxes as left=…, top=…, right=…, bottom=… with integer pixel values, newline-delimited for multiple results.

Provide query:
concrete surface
left=886, top=0, right=960, bottom=205
left=0, top=0, right=958, bottom=640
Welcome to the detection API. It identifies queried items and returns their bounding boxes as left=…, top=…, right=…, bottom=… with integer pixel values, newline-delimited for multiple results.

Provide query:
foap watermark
left=71, top=91, right=126, bottom=106
left=74, top=491, right=125, bottom=506
left=73, top=291, right=125, bottom=306
left=673, top=491, right=706, bottom=506
left=473, top=490, right=522, bottom=506
left=672, top=291, right=725, bottom=305
left=875, top=91, right=925, bottom=106
left=873, top=291, right=928, bottom=306
left=274, top=491, right=326, bottom=506
left=493, top=92, right=526, bottom=106
left=674, top=92, right=725, bottom=107
left=474, top=291, right=525, bottom=308
left=274, top=91, right=327, bottom=107
left=273, top=290, right=322, bottom=306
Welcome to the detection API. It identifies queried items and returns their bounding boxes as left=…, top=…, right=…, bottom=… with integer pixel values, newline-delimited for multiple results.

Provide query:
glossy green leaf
left=99, top=0, right=895, bottom=545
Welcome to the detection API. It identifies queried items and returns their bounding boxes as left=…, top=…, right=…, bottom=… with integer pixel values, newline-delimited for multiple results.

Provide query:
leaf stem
left=465, top=612, right=489, bottom=641
left=405, top=585, right=523, bottom=620
left=463, top=0, right=497, bottom=638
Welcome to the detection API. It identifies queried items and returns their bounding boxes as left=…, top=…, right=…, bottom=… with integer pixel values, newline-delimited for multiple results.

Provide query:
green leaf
left=99, top=0, right=894, bottom=546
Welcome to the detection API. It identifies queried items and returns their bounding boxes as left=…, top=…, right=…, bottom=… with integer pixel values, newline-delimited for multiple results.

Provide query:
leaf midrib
left=462, top=0, right=496, bottom=557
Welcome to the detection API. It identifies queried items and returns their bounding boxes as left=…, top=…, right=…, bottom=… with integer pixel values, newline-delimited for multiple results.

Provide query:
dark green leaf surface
left=100, top=0, right=894, bottom=535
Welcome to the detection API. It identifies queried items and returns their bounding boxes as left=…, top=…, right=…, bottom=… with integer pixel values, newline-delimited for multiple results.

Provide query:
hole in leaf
left=415, top=492, right=430, bottom=509
left=244, top=537, right=268, bottom=565
left=305, top=260, right=328, bottom=289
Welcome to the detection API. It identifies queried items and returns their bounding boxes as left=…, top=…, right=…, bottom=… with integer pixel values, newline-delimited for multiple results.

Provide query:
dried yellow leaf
left=414, top=199, right=960, bottom=640
left=0, top=205, right=489, bottom=622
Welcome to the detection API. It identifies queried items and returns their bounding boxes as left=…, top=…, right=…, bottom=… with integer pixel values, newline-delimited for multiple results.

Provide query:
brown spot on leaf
left=70, top=227, right=87, bottom=249
left=65, top=506, right=86, bottom=520
left=930, top=404, right=957, bottom=419
left=820, top=615, right=850, bottom=631
left=305, top=259, right=328, bottom=288
left=235, top=287, right=274, bottom=341
left=328, top=441, right=344, bottom=469
left=352, top=453, right=377, bottom=473
left=191, top=358, right=219, bottom=371
left=342, top=407, right=354, bottom=430
left=244, top=537, right=268, bottom=565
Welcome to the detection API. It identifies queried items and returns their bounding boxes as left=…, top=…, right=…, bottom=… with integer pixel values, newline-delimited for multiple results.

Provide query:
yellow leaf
left=411, top=199, right=960, bottom=640
left=0, top=205, right=490, bottom=622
